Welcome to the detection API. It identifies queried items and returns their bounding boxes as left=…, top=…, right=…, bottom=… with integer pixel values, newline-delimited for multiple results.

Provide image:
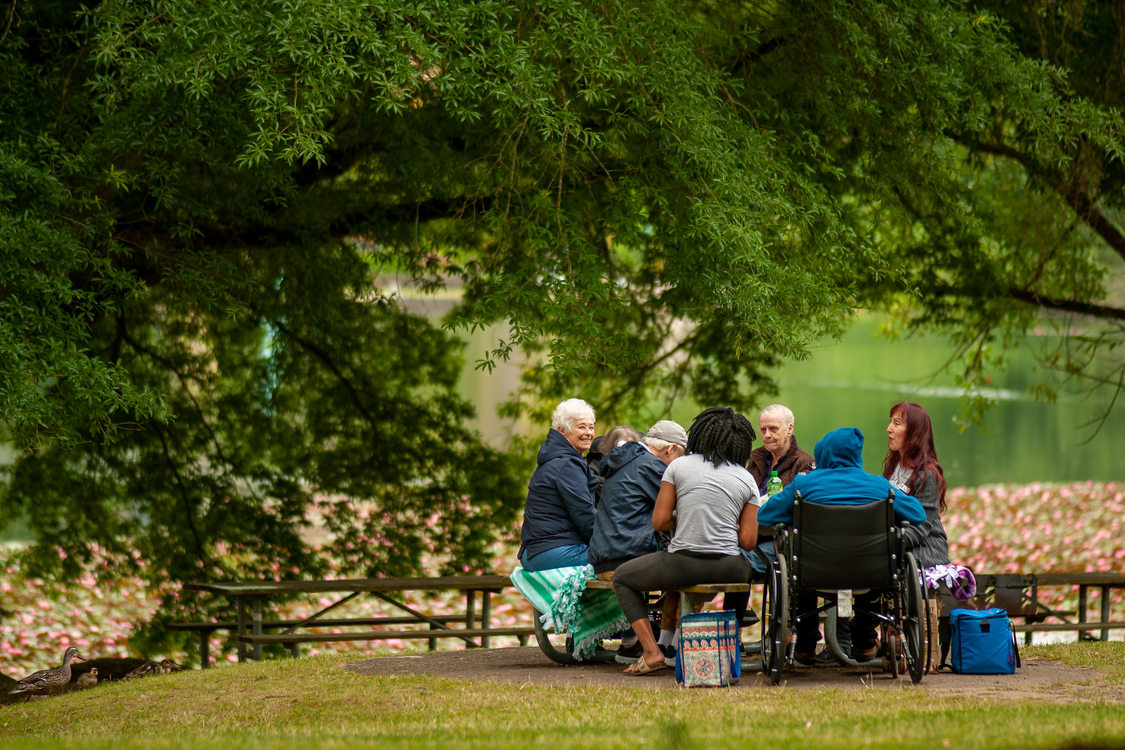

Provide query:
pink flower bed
left=945, top=481, right=1125, bottom=619
left=2, top=481, right=1122, bottom=677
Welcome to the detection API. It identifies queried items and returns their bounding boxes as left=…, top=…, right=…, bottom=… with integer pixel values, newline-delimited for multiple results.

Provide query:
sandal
left=623, top=656, right=669, bottom=675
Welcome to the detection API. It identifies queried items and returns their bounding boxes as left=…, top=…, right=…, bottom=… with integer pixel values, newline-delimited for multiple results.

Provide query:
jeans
left=520, top=544, right=589, bottom=571
left=740, top=539, right=775, bottom=582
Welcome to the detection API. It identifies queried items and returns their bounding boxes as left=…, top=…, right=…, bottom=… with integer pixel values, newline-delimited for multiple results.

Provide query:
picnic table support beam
left=370, top=591, right=482, bottom=649
left=279, top=592, right=363, bottom=635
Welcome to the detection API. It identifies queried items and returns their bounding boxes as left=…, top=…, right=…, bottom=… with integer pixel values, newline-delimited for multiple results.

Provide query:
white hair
left=759, top=403, right=795, bottom=426
left=551, top=398, right=596, bottom=433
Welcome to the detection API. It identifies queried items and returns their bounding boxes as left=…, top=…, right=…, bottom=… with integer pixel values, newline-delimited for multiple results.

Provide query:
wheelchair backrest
left=791, top=490, right=900, bottom=591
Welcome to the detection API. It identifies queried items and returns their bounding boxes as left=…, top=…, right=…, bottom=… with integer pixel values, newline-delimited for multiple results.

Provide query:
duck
left=9, top=646, right=84, bottom=701
left=73, top=667, right=98, bottom=691
left=123, top=658, right=183, bottom=679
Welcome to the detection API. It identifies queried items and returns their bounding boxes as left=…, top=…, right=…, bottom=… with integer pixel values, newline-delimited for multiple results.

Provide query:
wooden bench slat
left=166, top=615, right=466, bottom=632
left=1012, top=621, right=1125, bottom=633
left=239, top=627, right=535, bottom=645
left=185, top=575, right=511, bottom=597
left=583, top=579, right=749, bottom=593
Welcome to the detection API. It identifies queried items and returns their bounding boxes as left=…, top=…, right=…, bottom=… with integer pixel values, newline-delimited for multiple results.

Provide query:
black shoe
left=814, top=649, right=838, bottom=667
left=659, top=643, right=677, bottom=666
left=794, top=651, right=817, bottom=667
left=614, top=641, right=644, bottom=664
left=741, top=608, right=760, bottom=627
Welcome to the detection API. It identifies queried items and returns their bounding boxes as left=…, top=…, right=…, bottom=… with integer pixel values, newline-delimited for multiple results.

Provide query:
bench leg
left=1100, top=586, right=1111, bottom=642
left=252, top=599, right=264, bottom=661
left=1078, top=585, right=1089, bottom=643
left=236, top=598, right=248, bottom=663
left=481, top=591, right=492, bottom=649
left=201, top=632, right=211, bottom=669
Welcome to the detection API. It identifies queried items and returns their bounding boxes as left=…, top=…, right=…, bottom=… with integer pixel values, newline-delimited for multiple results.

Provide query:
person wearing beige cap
left=588, top=419, right=687, bottom=576
left=586, top=419, right=687, bottom=662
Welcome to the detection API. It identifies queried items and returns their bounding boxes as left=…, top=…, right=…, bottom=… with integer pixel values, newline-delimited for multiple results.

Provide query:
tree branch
left=266, top=316, right=382, bottom=451
left=151, top=421, right=209, bottom=565
left=970, top=139, right=1125, bottom=264
left=727, top=36, right=790, bottom=74
left=1008, top=287, right=1125, bottom=321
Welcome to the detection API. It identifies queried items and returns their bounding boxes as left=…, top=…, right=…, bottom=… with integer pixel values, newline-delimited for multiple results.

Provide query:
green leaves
left=2, top=0, right=1123, bottom=605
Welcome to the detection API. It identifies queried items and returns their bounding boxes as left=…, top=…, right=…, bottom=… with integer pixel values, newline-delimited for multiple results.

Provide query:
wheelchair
left=759, top=490, right=929, bottom=684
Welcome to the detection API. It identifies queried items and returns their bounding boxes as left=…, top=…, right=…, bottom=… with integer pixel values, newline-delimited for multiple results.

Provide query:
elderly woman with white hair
left=517, top=398, right=601, bottom=571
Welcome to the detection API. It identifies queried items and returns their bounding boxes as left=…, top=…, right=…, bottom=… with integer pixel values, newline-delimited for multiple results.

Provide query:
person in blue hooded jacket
left=758, top=426, right=925, bottom=664
left=587, top=420, right=688, bottom=575
left=517, top=398, right=601, bottom=571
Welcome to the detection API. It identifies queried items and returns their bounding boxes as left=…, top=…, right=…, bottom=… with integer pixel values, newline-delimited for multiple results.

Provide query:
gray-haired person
left=587, top=420, right=688, bottom=662
left=518, top=398, right=600, bottom=571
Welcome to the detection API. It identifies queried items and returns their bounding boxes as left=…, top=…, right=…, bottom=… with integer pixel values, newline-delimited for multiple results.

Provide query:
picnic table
left=971, top=571, right=1125, bottom=643
left=178, top=575, right=534, bottom=667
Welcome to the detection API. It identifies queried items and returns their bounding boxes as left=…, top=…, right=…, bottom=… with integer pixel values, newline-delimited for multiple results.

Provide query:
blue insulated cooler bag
left=949, top=607, right=1019, bottom=674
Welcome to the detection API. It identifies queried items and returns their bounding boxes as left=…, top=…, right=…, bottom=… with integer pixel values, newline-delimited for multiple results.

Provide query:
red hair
left=881, top=401, right=948, bottom=513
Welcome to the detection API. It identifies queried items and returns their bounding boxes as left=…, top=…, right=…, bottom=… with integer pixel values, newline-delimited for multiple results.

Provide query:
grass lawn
left=2, top=642, right=1123, bottom=750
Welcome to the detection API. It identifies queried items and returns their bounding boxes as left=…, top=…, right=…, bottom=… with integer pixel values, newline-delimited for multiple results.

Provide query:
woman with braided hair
left=613, top=406, right=761, bottom=675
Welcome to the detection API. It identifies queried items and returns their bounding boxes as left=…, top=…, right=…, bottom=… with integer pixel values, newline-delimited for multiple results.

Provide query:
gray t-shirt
left=662, top=453, right=761, bottom=556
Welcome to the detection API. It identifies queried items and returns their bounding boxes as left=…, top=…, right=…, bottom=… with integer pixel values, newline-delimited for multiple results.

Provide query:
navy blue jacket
left=587, top=442, right=668, bottom=573
left=758, top=427, right=925, bottom=527
left=518, top=429, right=600, bottom=560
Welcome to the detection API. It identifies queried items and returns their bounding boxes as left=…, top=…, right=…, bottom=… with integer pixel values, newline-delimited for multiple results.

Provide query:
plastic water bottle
left=766, top=470, right=783, bottom=499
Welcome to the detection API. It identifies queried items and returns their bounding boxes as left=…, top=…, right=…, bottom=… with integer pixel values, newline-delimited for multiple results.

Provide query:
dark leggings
left=613, top=549, right=752, bottom=624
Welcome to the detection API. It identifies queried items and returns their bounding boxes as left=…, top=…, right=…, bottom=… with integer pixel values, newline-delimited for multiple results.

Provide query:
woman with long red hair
left=883, top=401, right=950, bottom=567
left=884, top=401, right=951, bottom=673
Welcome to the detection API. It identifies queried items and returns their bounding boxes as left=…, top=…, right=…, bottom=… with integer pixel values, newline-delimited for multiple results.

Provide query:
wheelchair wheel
left=902, top=552, right=927, bottom=684
left=884, top=631, right=901, bottom=679
left=761, top=554, right=789, bottom=685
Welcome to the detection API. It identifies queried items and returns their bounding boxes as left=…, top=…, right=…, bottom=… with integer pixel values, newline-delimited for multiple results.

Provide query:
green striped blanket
left=509, top=565, right=630, bottom=660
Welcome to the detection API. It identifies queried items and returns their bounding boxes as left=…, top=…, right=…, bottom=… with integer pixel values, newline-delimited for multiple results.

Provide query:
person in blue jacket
left=587, top=420, right=688, bottom=575
left=758, top=426, right=925, bottom=664
left=518, top=398, right=600, bottom=571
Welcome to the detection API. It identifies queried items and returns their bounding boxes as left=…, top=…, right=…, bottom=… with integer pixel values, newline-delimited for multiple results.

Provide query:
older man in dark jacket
left=747, top=403, right=815, bottom=495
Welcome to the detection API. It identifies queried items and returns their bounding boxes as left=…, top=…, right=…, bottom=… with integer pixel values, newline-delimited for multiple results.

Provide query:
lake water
left=462, top=313, right=1122, bottom=488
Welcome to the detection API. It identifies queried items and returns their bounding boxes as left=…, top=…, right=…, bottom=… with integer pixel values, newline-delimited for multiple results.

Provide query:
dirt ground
left=344, top=645, right=1123, bottom=702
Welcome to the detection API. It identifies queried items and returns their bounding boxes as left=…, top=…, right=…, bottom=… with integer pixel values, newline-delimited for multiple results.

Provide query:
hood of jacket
left=600, top=441, right=650, bottom=479
left=813, top=427, right=865, bottom=469
left=537, top=428, right=582, bottom=465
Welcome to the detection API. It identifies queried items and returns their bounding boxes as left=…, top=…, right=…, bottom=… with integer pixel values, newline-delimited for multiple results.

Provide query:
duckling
left=123, top=658, right=183, bottom=679
left=73, top=667, right=98, bottom=691
left=9, top=646, right=84, bottom=701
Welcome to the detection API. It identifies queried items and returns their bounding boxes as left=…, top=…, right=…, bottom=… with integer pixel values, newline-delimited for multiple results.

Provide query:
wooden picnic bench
left=179, top=575, right=534, bottom=668
left=583, top=578, right=749, bottom=599
left=529, top=578, right=752, bottom=665
left=965, top=572, right=1125, bottom=644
